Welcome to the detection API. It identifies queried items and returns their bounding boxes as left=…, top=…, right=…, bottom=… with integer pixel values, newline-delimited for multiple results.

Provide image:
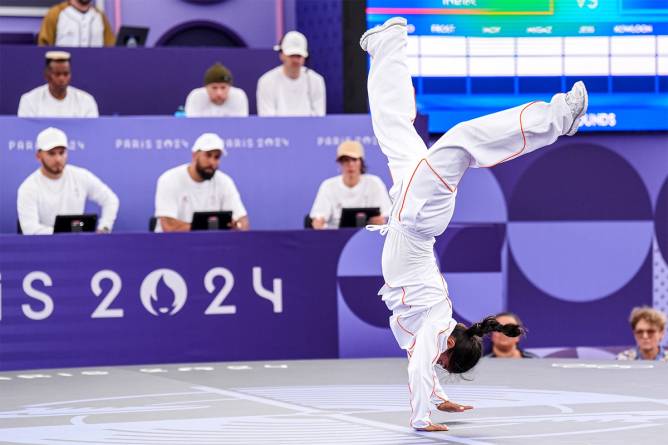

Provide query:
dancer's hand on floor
left=417, top=423, right=449, bottom=432
left=437, top=400, right=473, bottom=412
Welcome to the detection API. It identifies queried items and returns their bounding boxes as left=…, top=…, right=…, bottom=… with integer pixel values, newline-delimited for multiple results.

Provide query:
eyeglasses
left=634, top=329, right=658, bottom=337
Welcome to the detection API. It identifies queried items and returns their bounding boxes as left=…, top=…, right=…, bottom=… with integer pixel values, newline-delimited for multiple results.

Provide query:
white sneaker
left=563, top=81, right=588, bottom=136
left=360, top=16, right=407, bottom=52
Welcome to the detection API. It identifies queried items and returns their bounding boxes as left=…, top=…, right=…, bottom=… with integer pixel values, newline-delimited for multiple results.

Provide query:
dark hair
left=495, top=311, right=524, bottom=328
left=444, top=316, right=524, bottom=374
left=45, top=58, right=69, bottom=69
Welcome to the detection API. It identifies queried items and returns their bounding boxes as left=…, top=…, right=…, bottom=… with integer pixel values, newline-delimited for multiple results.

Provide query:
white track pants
left=365, top=20, right=575, bottom=429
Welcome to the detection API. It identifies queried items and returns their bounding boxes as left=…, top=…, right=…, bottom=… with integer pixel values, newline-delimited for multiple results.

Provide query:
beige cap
left=192, top=132, right=226, bottom=154
left=276, top=31, right=308, bottom=57
left=36, top=127, right=68, bottom=151
left=45, top=50, right=71, bottom=61
left=336, top=140, right=364, bottom=160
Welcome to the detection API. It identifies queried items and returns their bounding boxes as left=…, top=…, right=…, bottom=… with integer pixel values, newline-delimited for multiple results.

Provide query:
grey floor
left=1, top=358, right=667, bottom=445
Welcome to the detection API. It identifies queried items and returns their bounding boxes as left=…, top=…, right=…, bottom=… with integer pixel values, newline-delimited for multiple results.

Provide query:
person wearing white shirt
left=18, top=51, right=99, bottom=118
left=185, top=63, right=249, bottom=117
left=310, top=140, right=390, bottom=229
left=256, top=31, right=326, bottom=116
left=17, top=127, right=119, bottom=235
left=38, top=0, right=115, bottom=47
left=154, top=133, right=249, bottom=232
left=361, top=17, right=587, bottom=431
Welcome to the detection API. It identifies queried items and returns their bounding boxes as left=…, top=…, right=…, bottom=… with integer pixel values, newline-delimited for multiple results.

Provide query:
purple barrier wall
left=0, top=46, right=278, bottom=115
left=0, top=230, right=349, bottom=371
left=1, top=211, right=666, bottom=370
left=0, top=115, right=392, bottom=233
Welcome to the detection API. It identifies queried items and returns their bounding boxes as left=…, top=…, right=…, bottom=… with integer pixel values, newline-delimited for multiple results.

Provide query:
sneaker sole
left=360, top=17, right=407, bottom=51
left=566, top=82, right=588, bottom=136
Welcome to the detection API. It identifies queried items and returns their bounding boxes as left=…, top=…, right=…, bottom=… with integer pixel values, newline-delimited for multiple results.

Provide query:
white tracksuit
left=364, top=21, right=574, bottom=429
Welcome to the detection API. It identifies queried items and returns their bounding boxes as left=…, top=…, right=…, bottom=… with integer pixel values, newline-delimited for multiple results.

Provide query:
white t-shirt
left=55, top=5, right=106, bottom=47
left=310, top=174, right=391, bottom=229
left=154, top=164, right=247, bottom=232
left=184, top=86, right=249, bottom=117
left=17, top=165, right=119, bottom=235
left=256, top=66, right=326, bottom=116
left=18, top=84, right=99, bottom=118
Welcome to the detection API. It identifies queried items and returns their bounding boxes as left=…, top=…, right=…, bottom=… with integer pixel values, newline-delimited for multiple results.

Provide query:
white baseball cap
left=36, top=127, right=68, bottom=151
left=192, top=132, right=226, bottom=154
left=276, top=31, right=308, bottom=57
left=45, top=50, right=71, bottom=62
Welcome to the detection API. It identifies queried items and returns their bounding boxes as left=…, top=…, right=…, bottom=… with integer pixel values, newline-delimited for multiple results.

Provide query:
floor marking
left=194, top=385, right=493, bottom=445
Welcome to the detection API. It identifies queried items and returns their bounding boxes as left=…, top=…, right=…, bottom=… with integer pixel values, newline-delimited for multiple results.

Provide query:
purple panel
left=119, top=0, right=278, bottom=48
left=337, top=288, right=403, bottom=358
left=507, top=247, right=653, bottom=348
left=297, top=0, right=343, bottom=113
left=0, top=46, right=277, bottom=115
left=338, top=276, right=387, bottom=328
left=508, top=221, right=653, bottom=301
left=0, top=230, right=348, bottom=371
left=656, top=178, right=668, bottom=262
left=446, top=272, right=504, bottom=323
left=435, top=224, right=505, bottom=273
left=508, top=142, right=653, bottom=221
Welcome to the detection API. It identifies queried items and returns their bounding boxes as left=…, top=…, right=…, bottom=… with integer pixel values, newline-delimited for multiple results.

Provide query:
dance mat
left=1, top=358, right=667, bottom=444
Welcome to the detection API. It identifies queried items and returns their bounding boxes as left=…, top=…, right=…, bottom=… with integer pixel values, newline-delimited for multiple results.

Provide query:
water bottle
left=174, top=105, right=186, bottom=117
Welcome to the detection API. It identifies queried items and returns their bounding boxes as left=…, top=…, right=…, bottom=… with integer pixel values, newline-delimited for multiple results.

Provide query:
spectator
left=154, top=133, right=249, bottom=232
left=18, top=51, right=99, bottom=118
left=486, top=312, right=537, bottom=358
left=256, top=31, right=326, bottom=116
left=617, top=306, right=668, bottom=361
left=38, top=0, right=115, bottom=47
left=185, top=63, right=249, bottom=117
left=310, top=140, right=390, bottom=229
left=17, top=127, right=119, bottom=235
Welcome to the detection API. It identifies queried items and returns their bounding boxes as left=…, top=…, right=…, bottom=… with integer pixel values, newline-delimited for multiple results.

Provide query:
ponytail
left=465, top=316, right=524, bottom=339
left=443, top=315, right=525, bottom=375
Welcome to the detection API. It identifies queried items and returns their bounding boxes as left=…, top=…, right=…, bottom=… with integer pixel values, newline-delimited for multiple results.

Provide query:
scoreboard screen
left=367, top=0, right=668, bottom=132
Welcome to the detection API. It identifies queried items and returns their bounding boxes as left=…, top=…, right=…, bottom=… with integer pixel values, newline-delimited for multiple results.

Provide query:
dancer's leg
left=427, top=82, right=588, bottom=187
left=362, top=17, right=428, bottom=188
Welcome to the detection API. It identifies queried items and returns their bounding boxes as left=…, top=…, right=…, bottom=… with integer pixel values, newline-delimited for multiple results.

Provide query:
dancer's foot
left=563, top=81, right=588, bottom=136
left=416, top=423, right=449, bottom=432
left=360, top=16, right=407, bottom=53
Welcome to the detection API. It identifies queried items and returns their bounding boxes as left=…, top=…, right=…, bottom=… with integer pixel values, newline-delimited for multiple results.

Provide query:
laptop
left=339, top=207, right=381, bottom=228
left=191, top=211, right=233, bottom=231
left=116, top=26, right=149, bottom=47
left=53, top=214, right=98, bottom=233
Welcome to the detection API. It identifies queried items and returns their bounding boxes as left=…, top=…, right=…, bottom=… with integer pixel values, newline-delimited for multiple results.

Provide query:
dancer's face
left=436, top=336, right=456, bottom=368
